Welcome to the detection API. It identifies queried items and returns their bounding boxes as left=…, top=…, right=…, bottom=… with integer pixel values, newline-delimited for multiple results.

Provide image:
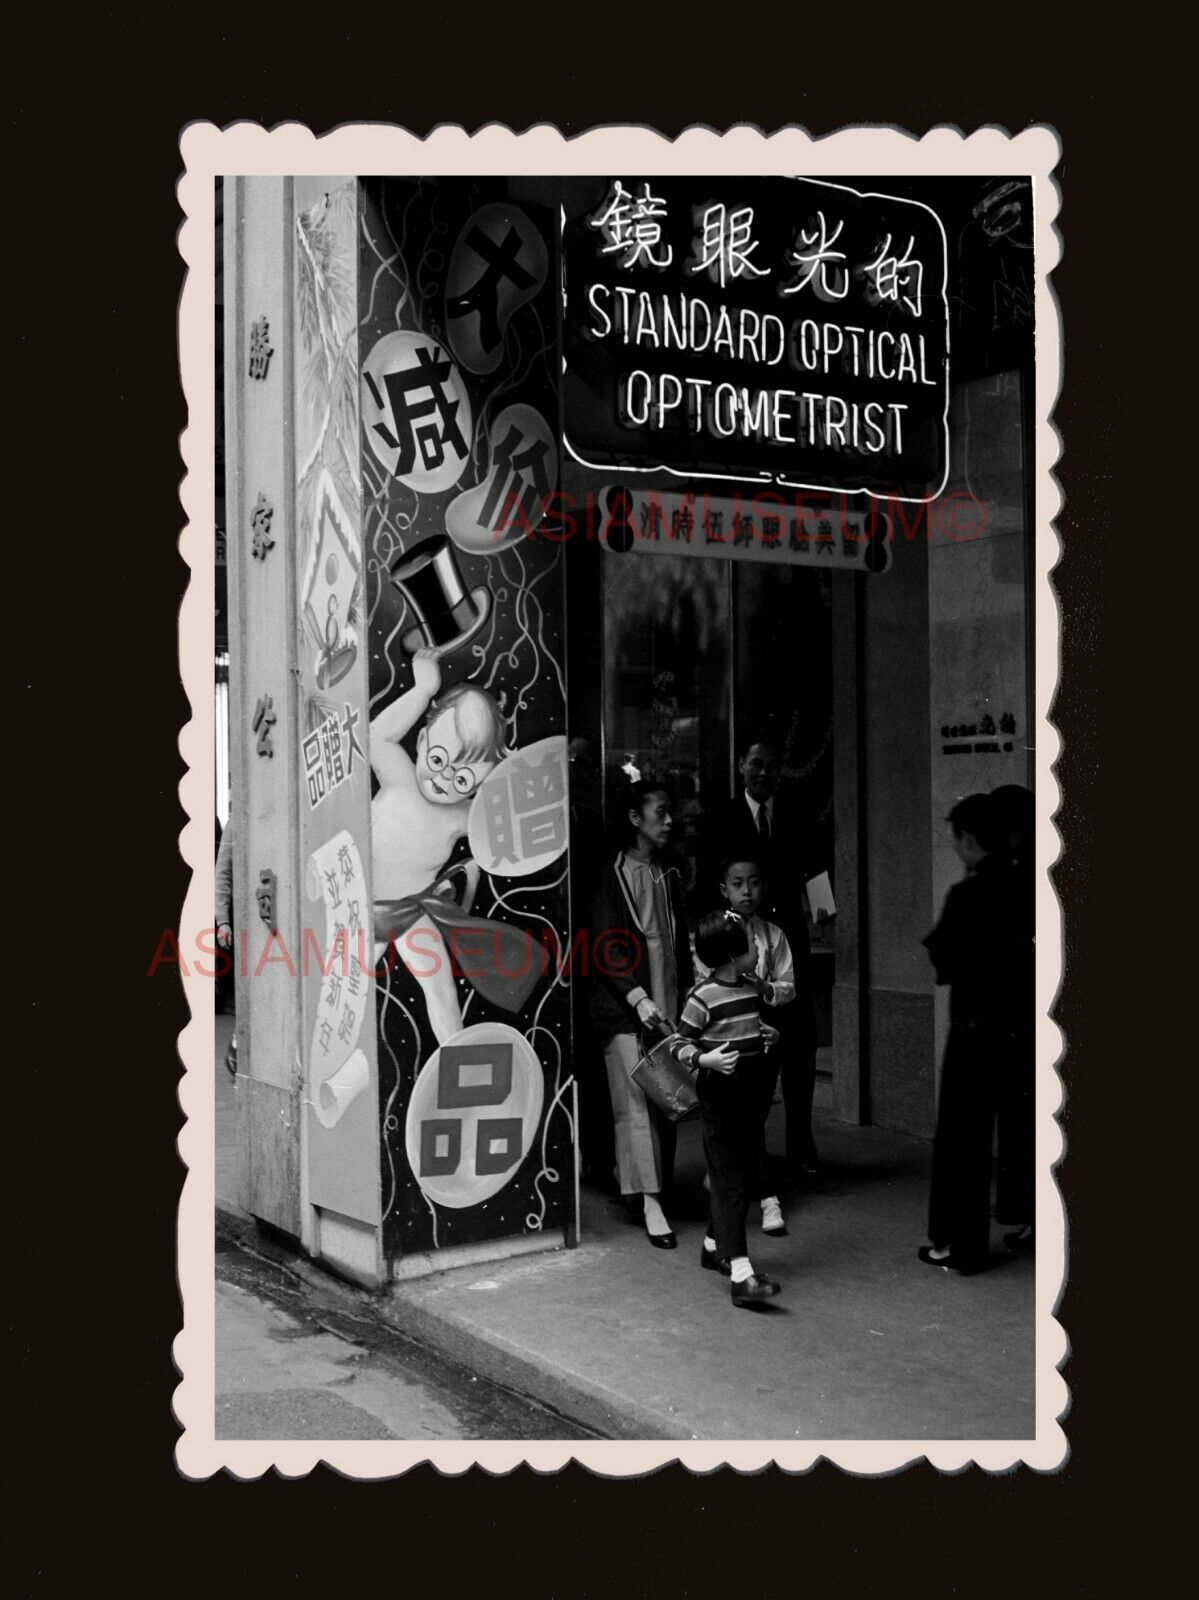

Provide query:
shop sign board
left=594, top=485, right=892, bottom=572
left=563, top=176, right=949, bottom=505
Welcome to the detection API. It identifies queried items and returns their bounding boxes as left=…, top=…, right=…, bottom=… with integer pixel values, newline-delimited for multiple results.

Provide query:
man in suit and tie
left=704, top=737, right=832, bottom=1174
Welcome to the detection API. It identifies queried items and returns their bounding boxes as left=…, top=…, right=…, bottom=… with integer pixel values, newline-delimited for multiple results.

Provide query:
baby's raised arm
left=371, top=650, right=441, bottom=785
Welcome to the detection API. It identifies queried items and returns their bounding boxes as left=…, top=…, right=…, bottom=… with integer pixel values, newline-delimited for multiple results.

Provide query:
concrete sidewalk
left=215, top=1013, right=1035, bottom=1441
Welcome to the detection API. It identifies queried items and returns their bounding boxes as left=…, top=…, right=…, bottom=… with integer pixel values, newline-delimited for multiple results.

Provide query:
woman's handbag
left=629, top=1025, right=700, bottom=1122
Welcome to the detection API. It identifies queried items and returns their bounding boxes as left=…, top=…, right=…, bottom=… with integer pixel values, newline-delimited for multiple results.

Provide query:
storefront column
left=860, top=533, right=939, bottom=1137
left=224, top=176, right=385, bottom=1283
left=223, top=176, right=306, bottom=1237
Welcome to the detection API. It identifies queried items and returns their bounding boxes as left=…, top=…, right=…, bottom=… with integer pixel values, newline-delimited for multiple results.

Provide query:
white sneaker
left=760, top=1197, right=787, bottom=1235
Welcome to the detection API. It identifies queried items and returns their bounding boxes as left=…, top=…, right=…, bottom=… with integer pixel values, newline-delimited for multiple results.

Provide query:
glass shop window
left=601, top=553, right=732, bottom=910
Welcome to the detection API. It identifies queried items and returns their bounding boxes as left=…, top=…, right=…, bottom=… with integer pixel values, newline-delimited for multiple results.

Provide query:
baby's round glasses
left=424, top=745, right=484, bottom=795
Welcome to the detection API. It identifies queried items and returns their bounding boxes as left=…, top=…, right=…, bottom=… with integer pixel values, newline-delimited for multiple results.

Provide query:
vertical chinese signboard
left=359, top=179, right=573, bottom=1260
left=293, top=180, right=383, bottom=1269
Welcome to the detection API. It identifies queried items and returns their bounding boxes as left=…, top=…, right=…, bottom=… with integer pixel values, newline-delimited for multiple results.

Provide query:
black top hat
left=389, top=534, right=492, bottom=659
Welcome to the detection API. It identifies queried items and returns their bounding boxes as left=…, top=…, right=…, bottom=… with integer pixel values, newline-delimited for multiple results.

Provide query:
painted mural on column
left=293, top=181, right=381, bottom=1227
left=358, top=179, right=573, bottom=1257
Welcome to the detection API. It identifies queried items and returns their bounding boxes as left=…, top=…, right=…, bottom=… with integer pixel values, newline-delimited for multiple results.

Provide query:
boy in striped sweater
left=694, top=855, right=796, bottom=1238
left=670, top=911, right=783, bottom=1307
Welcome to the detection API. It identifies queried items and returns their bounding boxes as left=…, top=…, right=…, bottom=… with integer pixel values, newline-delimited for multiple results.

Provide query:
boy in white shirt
left=692, top=854, right=796, bottom=1243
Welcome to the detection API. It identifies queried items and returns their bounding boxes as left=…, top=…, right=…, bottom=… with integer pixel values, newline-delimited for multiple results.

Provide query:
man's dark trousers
left=764, top=988, right=819, bottom=1167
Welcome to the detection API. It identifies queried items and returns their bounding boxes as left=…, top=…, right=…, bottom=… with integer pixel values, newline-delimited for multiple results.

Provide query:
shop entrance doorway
left=590, top=546, right=836, bottom=1064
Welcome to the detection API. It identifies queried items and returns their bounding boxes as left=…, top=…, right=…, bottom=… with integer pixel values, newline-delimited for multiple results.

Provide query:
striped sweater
left=668, top=978, right=767, bottom=1068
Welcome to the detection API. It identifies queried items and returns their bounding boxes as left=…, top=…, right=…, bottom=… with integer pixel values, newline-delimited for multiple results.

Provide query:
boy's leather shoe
left=700, top=1247, right=731, bottom=1276
left=731, top=1273, right=781, bottom=1307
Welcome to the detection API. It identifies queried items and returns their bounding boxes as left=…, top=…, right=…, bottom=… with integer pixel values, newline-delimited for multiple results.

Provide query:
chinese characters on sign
left=252, top=693, right=276, bottom=758
left=303, top=701, right=365, bottom=808
left=445, top=402, right=558, bottom=555
left=445, top=203, right=549, bottom=376
left=563, top=177, right=949, bottom=502
left=256, top=869, right=277, bottom=931
left=468, top=736, right=570, bottom=879
left=248, top=316, right=274, bottom=381
left=590, top=181, right=673, bottom=270
left=362, top=330, right=473, bottom=495
left=250, top=491, right=275, bottom=560
left=940, top=710, right=1017, bottom=756
left=405, top=1023, right=545, bottom=1210
left=305, top=832, right=371, bottom=1129
left=598, top=487, right=892, bottom=573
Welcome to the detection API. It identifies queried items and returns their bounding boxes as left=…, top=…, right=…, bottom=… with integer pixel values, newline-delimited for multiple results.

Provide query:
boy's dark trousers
left=699, top=1054, right=764, bottom=1261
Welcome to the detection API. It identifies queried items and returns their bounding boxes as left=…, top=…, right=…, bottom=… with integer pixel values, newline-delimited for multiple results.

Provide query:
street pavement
left=216, top=1011, right=1037, bottom=1441
left=216, top=1233, right=598, bottom=1440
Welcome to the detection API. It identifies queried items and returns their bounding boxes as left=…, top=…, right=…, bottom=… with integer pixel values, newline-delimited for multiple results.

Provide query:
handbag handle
left=639, top=1015, right=672, bottom=1048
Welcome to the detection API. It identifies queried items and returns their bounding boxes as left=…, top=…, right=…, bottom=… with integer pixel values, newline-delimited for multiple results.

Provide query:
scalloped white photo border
left=176, top=121, right=1064, bottom=1480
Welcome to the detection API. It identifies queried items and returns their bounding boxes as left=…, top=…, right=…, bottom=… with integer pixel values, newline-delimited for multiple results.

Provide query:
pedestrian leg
left=699, top=1075, right=748, bottom=1264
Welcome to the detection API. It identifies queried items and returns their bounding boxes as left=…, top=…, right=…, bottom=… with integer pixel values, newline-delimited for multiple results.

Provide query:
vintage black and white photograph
left=174, top=124, right=1063, bottom=1475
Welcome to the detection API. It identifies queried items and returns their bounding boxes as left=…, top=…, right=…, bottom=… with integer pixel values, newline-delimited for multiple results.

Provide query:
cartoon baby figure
left=371, top=649, right=544, bottom=1042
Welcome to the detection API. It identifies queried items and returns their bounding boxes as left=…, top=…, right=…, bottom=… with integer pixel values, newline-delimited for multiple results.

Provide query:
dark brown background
left=12, top=25, right=1140, bottom=1591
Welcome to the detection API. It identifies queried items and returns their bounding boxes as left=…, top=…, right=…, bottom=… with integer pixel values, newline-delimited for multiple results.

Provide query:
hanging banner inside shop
left=595, top=486, right=892, bottom=573
left=563, top=176, right=949, bottom=504
left=360, top=179, right=573, bottom=1261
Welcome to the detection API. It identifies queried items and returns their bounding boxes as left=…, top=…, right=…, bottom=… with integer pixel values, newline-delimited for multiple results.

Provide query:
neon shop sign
left=562, top=177, right=950, bottom=504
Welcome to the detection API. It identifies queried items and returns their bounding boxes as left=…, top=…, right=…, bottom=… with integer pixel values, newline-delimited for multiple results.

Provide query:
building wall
left=862, top=531, right=937, bottom=1138
left=832, top=373, right=1032, bottom=1140
left=928, top=372, right=1033, bottom=1073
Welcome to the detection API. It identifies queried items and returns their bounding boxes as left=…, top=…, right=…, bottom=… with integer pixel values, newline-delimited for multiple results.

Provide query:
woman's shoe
left=918, top=1245, right=955, bottom=1269
left=646, top=1227, right=677, bottom=1250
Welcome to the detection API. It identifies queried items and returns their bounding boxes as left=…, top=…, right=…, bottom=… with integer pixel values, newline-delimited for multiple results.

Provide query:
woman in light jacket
left=590, top=781, right=693, bottom=1249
